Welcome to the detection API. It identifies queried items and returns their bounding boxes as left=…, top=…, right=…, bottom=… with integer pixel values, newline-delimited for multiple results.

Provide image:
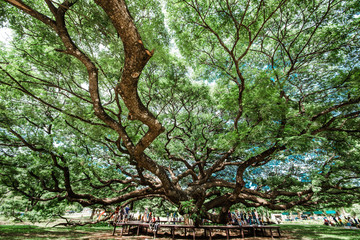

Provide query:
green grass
left=280, top=223, right=360, bottom=240
left=0, top=224, right=112, bottom=240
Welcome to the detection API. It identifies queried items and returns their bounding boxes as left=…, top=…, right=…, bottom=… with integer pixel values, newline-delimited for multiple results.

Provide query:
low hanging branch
left=52, top=213, right=113, bottom=227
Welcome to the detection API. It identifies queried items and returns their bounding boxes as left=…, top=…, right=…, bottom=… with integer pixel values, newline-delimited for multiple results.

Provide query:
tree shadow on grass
left=0, top=225, right=93, bottom=239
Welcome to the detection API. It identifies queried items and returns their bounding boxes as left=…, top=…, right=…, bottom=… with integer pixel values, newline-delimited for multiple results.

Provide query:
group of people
left=114, top=206, right=360, bottom=229
left=122, top=207, right=266, bottom=226
left=136, top=208, right=163, bottom=232
left=167, top=211, right=179, bottom=223
left=324, top=216, right=360, bottom=228
left=228, top=209, right=267, bottom=226
left=137, top=208, right=156, bottom=222
left=113, top=205, right=131, bottom=223
left=137, top=209, right=179, bottom=224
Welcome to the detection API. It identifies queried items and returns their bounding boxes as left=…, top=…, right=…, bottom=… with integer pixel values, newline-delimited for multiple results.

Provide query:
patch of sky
left=0, top=27, right=13, bottom=47
left=245, top=182, right=258, bottom=190
left=263, top=63, right=278, bottom=71
left=160, top=0, right=182, bottom=59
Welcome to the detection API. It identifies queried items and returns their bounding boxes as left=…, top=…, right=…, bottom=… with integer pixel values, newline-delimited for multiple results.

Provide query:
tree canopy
left=0, top=0, right=359, bottom=224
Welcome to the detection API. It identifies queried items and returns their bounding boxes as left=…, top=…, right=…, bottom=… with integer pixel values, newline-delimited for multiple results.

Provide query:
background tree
left=0, top=0, right=359, bottom=225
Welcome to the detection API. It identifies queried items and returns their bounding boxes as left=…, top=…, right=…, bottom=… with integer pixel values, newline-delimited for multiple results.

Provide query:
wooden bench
left=111, top=221, right=281, bottom=239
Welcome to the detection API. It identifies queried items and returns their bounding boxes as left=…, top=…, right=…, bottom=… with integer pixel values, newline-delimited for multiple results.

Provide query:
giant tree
left=0, top=0, right=359, bottom=225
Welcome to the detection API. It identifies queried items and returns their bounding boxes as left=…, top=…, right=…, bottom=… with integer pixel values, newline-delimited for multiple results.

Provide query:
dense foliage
left=0, top=0, right=359, bottom=224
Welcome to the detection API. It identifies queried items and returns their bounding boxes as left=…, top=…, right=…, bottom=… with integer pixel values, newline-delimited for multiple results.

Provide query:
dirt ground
left=81, top=232, right=287, bottom=240
left=61, top=230, right=288, bottom=240
left=106, top=226, right=290, bottom=240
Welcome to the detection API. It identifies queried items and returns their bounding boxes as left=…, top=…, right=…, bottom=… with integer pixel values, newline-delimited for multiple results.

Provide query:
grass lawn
left=1, top=223, right=360, bottom=239
left=0, top=224, right=113, bottom=240
left=281, top=223, right=360, bottom=240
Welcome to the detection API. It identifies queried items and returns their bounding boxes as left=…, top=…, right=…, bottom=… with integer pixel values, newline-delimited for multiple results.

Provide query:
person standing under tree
left=143, top=208, right=148, bottom=222
left=114, top=206, right=120, bottom=223
left=254, top=210, right=260, bottom=225
left=124, top=205, right=130, bottom=222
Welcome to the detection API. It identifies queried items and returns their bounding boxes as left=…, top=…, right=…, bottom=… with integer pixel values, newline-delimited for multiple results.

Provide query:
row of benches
left=112, top=221, right=281, bottom=239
